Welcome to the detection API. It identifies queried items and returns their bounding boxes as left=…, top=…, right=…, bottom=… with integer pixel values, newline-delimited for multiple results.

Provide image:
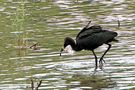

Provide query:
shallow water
left=0, top=0, right=135, bottom=90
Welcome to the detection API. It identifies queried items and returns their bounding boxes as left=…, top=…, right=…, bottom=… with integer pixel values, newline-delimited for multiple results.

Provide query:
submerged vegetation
left=65, top=74, right=116, bottom=89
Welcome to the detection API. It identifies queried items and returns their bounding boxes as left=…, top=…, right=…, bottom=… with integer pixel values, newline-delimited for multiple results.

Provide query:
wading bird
left=60, top=21, right=118, bottom=71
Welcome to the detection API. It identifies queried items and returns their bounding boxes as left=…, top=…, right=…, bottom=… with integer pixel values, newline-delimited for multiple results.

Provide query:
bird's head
left=60, top=37, right=75, bottom=56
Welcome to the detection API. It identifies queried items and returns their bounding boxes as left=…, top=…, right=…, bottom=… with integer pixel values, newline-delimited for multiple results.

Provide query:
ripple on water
left=0, top=84, right=28, bottom=90
left=0, top=0, right=135, bottom=90
left=33, top=72, right=62, bottom=78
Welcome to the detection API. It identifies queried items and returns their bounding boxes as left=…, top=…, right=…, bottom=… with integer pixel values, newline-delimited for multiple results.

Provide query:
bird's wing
left=76, top=30, right=117, bottom=49
left=76, top=26, right=101, bottom=41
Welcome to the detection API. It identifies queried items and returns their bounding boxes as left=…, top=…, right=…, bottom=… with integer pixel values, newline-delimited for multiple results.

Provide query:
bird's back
left=76, top=25, right=102, bottom=40
left=76, top=26, right=118, bottom=50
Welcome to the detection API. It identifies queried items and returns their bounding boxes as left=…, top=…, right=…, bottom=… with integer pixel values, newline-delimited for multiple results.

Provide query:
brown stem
left=35, top=80, right=42, bottom=90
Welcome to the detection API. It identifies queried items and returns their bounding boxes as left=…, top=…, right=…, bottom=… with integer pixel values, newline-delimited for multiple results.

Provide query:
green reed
left=12, top=0, right=28, bottom=49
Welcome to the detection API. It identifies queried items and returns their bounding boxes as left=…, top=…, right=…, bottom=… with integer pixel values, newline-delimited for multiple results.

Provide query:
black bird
left=60, top=21, right=118, bottom=70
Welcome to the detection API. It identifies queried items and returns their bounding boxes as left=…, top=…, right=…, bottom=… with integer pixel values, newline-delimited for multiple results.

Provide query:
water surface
left=0, top=0, right=135, bottom=90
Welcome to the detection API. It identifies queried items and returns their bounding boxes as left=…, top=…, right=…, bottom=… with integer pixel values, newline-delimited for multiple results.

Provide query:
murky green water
left=0, top=0, right=135, bottom=90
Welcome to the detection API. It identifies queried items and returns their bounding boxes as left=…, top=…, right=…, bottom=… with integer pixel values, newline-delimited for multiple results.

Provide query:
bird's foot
left=99, top=63, right=103, bottom=70
left=100, top=58, right=106, bottom=64
left=99, top=58, right=105, bottom=70
left=92, top=66, right=98, bottom=75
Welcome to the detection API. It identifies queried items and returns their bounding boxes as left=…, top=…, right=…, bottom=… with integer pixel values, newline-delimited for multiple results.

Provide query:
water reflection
left=66, top=74, right=116, bottom=90
left=0, top=0, right=135, bottom=90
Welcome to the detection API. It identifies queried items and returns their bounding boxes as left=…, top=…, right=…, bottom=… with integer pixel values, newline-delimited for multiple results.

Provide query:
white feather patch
left=64, top=45, right=75, bottom=55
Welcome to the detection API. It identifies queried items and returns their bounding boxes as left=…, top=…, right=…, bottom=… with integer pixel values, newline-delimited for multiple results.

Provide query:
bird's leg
left=92, top=50, right=98, bottom=72
left=99, top=43, right=111, bottom=69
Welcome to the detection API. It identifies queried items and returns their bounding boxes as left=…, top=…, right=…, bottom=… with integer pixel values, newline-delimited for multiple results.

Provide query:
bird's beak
left=60, top=48, right=64, bottom=56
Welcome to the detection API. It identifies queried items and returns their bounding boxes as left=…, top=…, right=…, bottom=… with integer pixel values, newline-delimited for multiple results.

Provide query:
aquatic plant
left=27, top=77, right=42, bottom=90
left=12, top=0, right=28, bottom=49
left=65, top=74, right=116, bottom=89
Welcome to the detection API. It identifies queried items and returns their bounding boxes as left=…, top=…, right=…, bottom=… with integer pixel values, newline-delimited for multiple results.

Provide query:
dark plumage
left=60, top=21, right=118, bottom=70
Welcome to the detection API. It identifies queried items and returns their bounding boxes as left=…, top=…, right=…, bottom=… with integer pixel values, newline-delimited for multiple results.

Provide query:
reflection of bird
left=60, top=21, right=118, bottom=71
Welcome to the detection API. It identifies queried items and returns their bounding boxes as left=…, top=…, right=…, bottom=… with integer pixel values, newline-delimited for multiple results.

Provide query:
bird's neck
left=64, top=37, right=81, bottom=51
left=69, top=40, right=76, bottom=51
left=70, top=42, right=81, bottom=51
